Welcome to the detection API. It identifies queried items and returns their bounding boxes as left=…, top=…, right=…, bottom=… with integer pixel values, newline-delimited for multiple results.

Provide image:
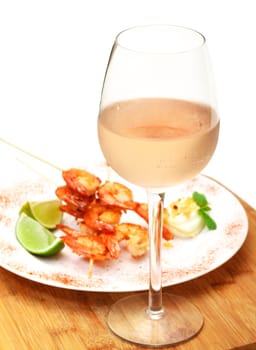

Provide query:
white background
left=0, top=0, right=255, bottom=208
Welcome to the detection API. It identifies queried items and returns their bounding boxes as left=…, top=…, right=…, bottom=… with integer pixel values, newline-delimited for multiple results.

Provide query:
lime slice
left=16, top=213, right=65, bottom=256
left=20, top=200, right=63, bottom=229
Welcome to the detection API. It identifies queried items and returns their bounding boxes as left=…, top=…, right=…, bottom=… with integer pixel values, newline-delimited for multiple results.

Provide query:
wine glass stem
left=147, top=190, right=165, bottom=320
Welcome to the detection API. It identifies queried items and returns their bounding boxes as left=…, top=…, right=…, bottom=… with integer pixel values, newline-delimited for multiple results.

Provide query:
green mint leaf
left=202, top=206, right=211, bottom=212
left=192, top=191, right=217, bottom=231
left=192, top=191, right=208, bottom=207
left=198, top=209, right=217, bottom=230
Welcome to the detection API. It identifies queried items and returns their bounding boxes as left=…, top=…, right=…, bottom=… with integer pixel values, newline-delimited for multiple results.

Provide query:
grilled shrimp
left=98, top=181, right=136, bottom=210
left=57, top=224, right=120, bottom=260
left=62, top=168, right=101, bottom=197
left=55, top=185, right=93, bottom=211
left=115, top=223, right=149, bottom=258
left=83, top=203, right=122, bottom=234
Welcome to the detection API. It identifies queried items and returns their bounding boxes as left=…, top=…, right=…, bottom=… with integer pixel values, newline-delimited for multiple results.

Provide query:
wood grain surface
left=0, top=194, right=255, bottom=350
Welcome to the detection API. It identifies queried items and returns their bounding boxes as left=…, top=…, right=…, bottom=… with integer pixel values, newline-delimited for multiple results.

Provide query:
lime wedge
left=19, top=201, right=33, bottom=217
left=16, top=213, right=65, bottom=256
left=20, top=200, right=63, bottom=229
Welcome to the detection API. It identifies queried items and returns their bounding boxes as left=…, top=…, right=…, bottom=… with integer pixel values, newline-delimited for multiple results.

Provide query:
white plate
left=0, top=155, right=248, bottom=292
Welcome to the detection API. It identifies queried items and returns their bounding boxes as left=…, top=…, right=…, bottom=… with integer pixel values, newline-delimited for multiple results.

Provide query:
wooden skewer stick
left=0, top=137, right=63, bottom=171
left=88, top=258, right=94, bottom=279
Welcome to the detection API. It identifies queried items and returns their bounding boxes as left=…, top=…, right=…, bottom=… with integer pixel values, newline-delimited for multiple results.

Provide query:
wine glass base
left=107, top=292, right=203, bottom=347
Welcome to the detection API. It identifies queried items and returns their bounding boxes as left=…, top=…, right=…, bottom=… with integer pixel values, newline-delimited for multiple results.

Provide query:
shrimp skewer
left=55, top=167, right=173, bottom=277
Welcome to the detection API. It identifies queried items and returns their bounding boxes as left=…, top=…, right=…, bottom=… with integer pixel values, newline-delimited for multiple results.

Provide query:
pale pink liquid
left=98, top=98, right=219, bottom=189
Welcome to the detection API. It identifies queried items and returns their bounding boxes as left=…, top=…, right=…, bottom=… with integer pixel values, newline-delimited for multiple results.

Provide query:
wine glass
left=97, top=24, right=219, bottom=346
